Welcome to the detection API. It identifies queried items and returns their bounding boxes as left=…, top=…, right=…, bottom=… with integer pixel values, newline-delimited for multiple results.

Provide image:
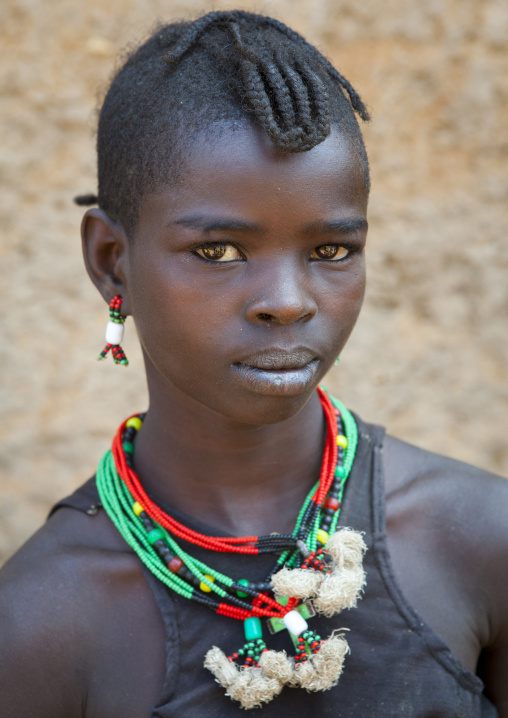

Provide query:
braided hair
left=84, top=10, right=370, bottom=235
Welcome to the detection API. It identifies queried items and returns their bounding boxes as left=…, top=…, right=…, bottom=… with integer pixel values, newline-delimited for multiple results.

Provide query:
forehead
left=137, top=124, right=368, bottom=231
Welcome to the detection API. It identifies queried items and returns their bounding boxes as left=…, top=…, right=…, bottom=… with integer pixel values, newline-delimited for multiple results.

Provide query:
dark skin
left=0, top=125, right=507, bottom=717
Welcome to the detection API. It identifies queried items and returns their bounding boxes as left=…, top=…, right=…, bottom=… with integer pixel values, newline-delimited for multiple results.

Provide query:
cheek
left=349, top=267, right=366, bottom=312
left=316, top=270, right=365, bottom=360
left=130, top=262, right=234, bottom=377
left=323, top=262, right=366, bottom=328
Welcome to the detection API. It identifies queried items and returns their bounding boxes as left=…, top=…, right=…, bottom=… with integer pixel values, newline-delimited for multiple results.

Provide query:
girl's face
left=127, top=124, right=368, bottom=425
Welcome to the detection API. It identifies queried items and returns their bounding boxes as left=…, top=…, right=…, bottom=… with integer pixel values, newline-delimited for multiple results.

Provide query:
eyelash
left=192, top=242, right=354, bottom=264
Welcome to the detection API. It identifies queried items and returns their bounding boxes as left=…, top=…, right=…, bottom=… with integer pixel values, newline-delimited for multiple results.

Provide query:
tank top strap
left=47, top=476, right=101, bottom=518
left=336, top=412, right=385, bottom=542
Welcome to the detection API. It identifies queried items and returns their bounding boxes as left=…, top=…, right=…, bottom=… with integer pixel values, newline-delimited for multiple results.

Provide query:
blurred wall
left=1, top=0, right=507, bottom=564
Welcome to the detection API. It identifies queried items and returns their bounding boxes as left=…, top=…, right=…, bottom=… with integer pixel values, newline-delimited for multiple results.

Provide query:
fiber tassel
left=270, top=529, right=366, bottom=609
left=291, top=632, right=349, bottom=692
left=312, top=565, right=365, bottom=616
left=325, top=528, right=366, bottom=569
left=271, top=566, right=324, bottom=599
left=258, top=649, right=294, bottom=683
left=312, top=529, right=366, bottom=617
left=204, top=647, right=288, bottom=710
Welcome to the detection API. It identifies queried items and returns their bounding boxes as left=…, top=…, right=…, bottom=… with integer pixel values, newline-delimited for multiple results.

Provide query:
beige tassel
left=291, top=632, right=349, bottom=692
left=204, top=646, right=239, bottom=687
left=312, top=529, right=366, bottom=617
left=258, top=649, right=294, bottom=683
left=204, top=646, right=287, bottom=710
left=313, top=565, right=365, bottom=616
left=271, top=566, right=324, bottom=599
left=325, top=528, right=366, bottom=569
left=227, top=668, right=284, bottom=709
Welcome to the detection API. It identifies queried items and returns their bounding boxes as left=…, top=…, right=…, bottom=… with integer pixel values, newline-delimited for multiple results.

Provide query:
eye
left=311, top=244, right=349, bottom=261
left=195, top=243, right=242, bottom=262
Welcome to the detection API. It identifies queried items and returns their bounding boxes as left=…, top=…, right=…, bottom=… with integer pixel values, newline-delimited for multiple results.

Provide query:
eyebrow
left=173, top=215, right=262, bottom=233
left=172, top=215, right=368, bottom=234
left=308, top=218, right=369, bottom=234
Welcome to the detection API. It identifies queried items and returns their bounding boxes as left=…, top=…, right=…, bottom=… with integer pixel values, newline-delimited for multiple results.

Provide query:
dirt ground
left=1, top=0, right=507, bottom=565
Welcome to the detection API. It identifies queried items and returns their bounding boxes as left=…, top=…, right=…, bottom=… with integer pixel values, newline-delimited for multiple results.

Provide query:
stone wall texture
left=1, top=0, right=507, bottom=565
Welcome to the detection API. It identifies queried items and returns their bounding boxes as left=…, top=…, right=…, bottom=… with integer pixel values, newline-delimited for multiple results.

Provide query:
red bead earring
left=98, top=295, right=129, bottom=365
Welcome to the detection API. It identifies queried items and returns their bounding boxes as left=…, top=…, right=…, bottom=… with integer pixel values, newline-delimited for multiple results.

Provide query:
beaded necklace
left=96, top=388, right=366, bottom=709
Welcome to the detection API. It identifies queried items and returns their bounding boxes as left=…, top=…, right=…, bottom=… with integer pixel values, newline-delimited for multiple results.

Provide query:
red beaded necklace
left=111, top=386, right=338, bottom=555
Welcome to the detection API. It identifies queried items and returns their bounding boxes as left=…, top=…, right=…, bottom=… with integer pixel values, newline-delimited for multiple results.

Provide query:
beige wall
left=1, top=0, right=507, bottom=564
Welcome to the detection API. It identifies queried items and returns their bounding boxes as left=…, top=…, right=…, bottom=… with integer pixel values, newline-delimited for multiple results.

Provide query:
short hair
left=89, top=10, right=370, bottom=235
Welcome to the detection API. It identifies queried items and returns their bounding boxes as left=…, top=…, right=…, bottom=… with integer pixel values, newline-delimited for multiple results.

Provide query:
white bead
left=105, top=320, right=124, bottom=345
left=282, top=610, right=308, bottom=637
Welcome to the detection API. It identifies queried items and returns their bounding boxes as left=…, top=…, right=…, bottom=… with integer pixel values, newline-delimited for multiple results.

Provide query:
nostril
left=257, top=312, right=275, bottom=322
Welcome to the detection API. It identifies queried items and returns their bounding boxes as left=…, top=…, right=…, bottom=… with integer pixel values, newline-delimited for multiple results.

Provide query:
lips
left=232, top=348, right=320, bottom=396
left=234, top=348, right=317, bottom=371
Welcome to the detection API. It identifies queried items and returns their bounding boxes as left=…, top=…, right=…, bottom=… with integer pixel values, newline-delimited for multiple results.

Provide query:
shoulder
left=383, top=433, right=508, bottom=532
left=0, top=502, right=164, bottom=717
left=0, top=500, right=141, bottom=602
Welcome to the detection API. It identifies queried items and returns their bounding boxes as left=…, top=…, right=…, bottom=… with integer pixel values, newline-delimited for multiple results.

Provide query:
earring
left=98, top=295, right=129, bottom=365
left=334, top=356, right=341, bottom=367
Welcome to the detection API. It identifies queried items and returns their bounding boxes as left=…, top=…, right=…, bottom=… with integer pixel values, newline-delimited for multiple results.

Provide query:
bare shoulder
left=0, top=506, right=164, bottom=718
left=0, top=505, right=142, bottom=613
left=383, top=433, right=508, bottom=548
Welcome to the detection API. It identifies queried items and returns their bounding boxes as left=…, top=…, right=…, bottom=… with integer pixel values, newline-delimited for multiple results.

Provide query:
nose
left=245, top=259, right=318, bottom=326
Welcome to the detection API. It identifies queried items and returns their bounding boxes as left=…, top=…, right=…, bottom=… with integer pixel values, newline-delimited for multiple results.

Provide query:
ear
left=81, top=209, right=132, bottom=314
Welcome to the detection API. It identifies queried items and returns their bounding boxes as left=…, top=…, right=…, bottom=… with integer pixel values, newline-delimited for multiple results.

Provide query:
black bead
left=177, top=567, right=196, bottom=584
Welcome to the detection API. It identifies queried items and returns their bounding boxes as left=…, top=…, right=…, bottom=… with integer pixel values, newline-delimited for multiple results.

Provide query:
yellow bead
left=336, top=435, right=348, bottom=449
left=132, top=501, right=144, bottom=516
left=317, top=529, right=329, bottom=545
left=200, top=574, right=215, bottom=592
left=126, top=417, right=143, bottom=431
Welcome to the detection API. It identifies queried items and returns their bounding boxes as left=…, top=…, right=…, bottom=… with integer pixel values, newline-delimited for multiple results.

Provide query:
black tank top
left=51, top=416, right=497, bottom=717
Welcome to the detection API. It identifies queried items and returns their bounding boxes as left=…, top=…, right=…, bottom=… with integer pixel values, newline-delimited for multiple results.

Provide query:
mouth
left=232, top=348, right=320, bottom=396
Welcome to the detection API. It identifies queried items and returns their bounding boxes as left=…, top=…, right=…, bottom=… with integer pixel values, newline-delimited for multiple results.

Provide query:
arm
left=475, top=482, right=508, bottom=716
left=0, top=551, right=87, bottom=717
left=0, top=507, right=166, bottom=718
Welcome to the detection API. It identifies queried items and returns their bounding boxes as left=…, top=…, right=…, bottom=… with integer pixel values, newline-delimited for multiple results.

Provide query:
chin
left=219, top=382, right=322, bottom=427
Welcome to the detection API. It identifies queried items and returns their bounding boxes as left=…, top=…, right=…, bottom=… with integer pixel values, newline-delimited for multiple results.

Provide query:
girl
left=1, top=10, right=507, bottom=717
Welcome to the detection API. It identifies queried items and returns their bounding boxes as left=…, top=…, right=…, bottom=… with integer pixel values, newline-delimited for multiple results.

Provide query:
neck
left=132, top=382, right=326, bottom=537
